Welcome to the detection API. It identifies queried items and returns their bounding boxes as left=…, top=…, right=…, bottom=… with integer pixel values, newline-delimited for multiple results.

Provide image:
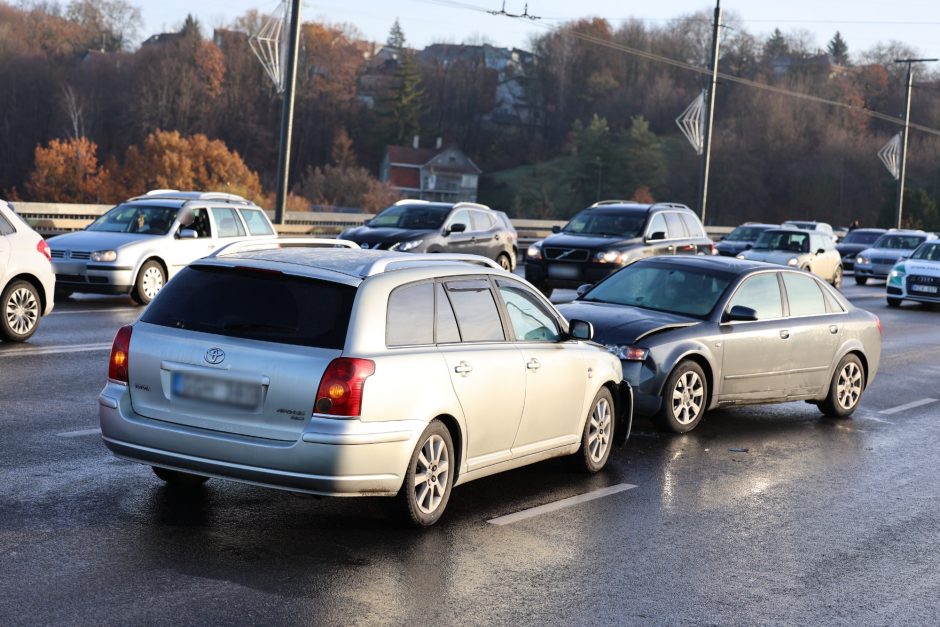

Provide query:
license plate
left=171, top=372, right=261, bottom=409
left=547, top=264, right=580, bottom=279
left=911, top=284, right=938, bottom=294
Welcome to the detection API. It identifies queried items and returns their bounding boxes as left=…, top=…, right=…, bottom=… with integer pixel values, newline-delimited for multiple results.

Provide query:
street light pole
left=698, top=0, right=722, bottom=225
left=273, top=0, right=303, bottom=225
left=892, top=58, right=937, bottom=229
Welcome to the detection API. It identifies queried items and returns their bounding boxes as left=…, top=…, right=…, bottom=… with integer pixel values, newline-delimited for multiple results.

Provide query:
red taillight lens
left=315, top=358, right=375, bottom=417
left=36, top=239, right=51, bottom=262
left=710, top=242, right=717, bottom=256
left=108, top=325, right=133, bottom=383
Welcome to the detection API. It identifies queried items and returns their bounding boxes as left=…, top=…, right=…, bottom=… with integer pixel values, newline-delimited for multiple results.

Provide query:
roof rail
left=393, top=198, right=431, bottom=205
left=650, top=202, right=691, bottom=211
left=452, top=201, right=491, bottom=211
left=145, top=189, right=179, bottom=195
left=208, top=237, right=360, bottom=258
left=589, top=200, right=633, bottom=207
left=127, top=190, right=252, bottom=204
left=365, top=253, right=502, bottom=276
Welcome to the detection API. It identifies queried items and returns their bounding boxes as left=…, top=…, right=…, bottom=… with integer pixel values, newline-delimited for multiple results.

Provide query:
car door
left=435, top=279, right=527, bottom=471
left=718, top=272, right=791, bottom=401
left=494, top=278, right=588, bottom=453
left=442, top=209, right=475, bottom=254
left=238, top=207, right=276, bottom=238
left=469, top=210, right=501, bottom=260
left=644, top=212, right=674, bottom=257
left=167, top=207, right=215, bottom=273
left=665, top=211, right=696, bottom=255
left=780, top=272, right=842, bottom=396
left=0, top=210, right=13, bottom=275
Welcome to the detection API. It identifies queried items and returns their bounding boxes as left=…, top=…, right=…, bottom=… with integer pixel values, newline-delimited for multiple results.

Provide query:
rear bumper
left=98, top=382, right=424, bottom=497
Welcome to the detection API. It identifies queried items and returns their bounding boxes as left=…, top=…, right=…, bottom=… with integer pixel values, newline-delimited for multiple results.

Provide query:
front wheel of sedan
left=819, top=353, right=865, bottom=418
left=576, top=387, right=615, bottom=472
left=887, top=297, right=902, bottom=308
left=1, top=280, right=41, bottom=342
left=831, top=265, right=843, bottom=289
left=855, top=275, right=868, bottom=286
left=397, top=420, right=454, bottom=527
left=653, top=360, right=708, bottom=433
left=152, top=466, right=210, bottom=487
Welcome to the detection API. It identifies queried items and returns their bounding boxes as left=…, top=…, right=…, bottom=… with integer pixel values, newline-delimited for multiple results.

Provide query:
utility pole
left=893, top=58, right=937, bottom=229
left=698, top=0, right=722, bottom=225
left=273, top=0, right=303, bottom=225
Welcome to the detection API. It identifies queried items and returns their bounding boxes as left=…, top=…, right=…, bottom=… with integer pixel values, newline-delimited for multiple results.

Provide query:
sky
left=141, top=0, right=940, bottom=64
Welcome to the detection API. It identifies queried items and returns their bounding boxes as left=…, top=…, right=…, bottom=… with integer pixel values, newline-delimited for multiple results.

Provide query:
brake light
left=108, top=325, right=133, bottom=383
left=36, top=239, right=51, bottom=262
left=315, top=358, right=375, bottom=417
left=710, top=242, right=717, bottom=256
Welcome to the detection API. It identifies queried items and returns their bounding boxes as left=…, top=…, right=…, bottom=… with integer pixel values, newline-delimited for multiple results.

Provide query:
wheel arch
left=432, top=413, right=464, bottom=482
left=660, top=349, right=716, bottom=411
left=5, top=273, right=48, bottom=314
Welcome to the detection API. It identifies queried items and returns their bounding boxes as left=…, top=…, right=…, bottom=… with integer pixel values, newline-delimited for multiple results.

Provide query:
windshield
left=841, top=231, right=882, bottom=245
left=910, top=243, right=940, bottom=261
left=562, top=210, right=646, bottom=238
left=87, top=204, right=178, bottom=235
left=369, top=204, right=451, bottom=230
left=582, top=264, right=732, bottom=319
left=873, top=234, right=925, bottom=250
left=727, top=226, right=770, bottom=242
left=753, top=231, right=809, bottom=253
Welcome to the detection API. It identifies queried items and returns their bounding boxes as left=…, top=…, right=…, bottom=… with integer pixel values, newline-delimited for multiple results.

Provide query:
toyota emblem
left=204, top=347, right=226, bottom=365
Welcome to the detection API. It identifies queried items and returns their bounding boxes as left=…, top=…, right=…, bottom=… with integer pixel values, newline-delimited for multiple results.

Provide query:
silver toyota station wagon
left=98, top=240, right=629, bottom=526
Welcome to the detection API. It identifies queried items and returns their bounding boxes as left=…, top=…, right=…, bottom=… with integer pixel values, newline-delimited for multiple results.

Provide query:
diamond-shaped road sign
left=878, top=133, right=902, bottom=180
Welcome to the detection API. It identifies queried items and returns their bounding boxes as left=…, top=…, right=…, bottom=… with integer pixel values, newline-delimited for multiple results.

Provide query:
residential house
left=381, top=139, right=481, bottom=202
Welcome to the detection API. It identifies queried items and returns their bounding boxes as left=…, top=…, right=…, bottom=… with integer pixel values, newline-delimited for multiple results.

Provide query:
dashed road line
left=56, top=428, right=101, bottom=438
left=488, top=483, right=636, bottom=526
left=0, top=342, right=111, bottom=357
left=51, top=308, right=138, bottom=316
left=879, top=398, right=938, bottom=416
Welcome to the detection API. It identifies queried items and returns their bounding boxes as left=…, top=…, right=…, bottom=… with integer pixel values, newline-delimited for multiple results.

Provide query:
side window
left=496, top=280, right=561, bottom=342
left=679, top=213, right=705, bottom=238
left=782, top=273, right=828, bottom=317
left=646, top=213, right=667, bottom=239
left=448, top=209, right=471, bottom=233
left=435, top=283, right=461, bottom=343
left=387, top=282, right=434, bottom=346
left=239, top=208, right=275, bottom=236
left=0, top=211, right=15, bottom=235
left=470, top=210, right=495, bottom=232
left=211, top=207, right=246, bottom=238
left=444, top=279, right=505, bottom=342
left=728, top=274, right=783, bottom=320
left=664, top=212, right=688, bottom=239
left=188, top=208, right=211, bottom=238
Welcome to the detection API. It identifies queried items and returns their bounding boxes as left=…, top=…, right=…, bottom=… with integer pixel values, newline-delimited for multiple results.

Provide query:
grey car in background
left=559, top=256, right=881, bottom=433
left=836, top=228, right=886, bottom=271
left=50, top=190, right=276, bottom=304
left=737, top=228, right=844, bottom=288
left=715, top=223, right=778, bottom=257
left=854, top=230, right=934, bottom=285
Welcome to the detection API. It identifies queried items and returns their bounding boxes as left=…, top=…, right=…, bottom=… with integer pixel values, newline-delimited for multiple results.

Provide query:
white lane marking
left=0, top=342, right=111, bottom=358
left=487, top=483, right=636, bottom=526
left=57, top=428, right=101, bottom=438
left=879, top=398, right=938, bottom=416
left=857, top=413, right=892, bottom=424
left=51, top=308, right=138, bottom=316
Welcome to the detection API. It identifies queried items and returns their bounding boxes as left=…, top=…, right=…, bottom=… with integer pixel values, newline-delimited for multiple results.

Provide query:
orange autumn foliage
left=24, top=137, right=108, bottom=202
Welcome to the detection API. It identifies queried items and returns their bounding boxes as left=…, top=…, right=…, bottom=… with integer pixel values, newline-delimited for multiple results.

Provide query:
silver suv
left=50, top=190, right=276, bottom=304
left=98, top=241, right=629, bottom=526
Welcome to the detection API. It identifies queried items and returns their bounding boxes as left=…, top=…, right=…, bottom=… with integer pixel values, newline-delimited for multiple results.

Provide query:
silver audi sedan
left=559, top=256, right=881, bottom=433
left=98, top=241, right=628, bottom=526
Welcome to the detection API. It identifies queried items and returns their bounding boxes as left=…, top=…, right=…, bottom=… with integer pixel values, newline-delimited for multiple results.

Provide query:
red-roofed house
left=380, top=139, right=481, bottom=202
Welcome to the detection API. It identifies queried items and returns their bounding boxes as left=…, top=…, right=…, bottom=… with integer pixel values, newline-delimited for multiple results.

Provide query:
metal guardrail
left=11, top=202, right=734, bottom=244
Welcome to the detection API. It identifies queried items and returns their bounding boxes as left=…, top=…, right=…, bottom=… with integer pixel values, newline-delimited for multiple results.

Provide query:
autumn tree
left=24, top=137, right=108, bottom=202
left=299, top=131, right=399, bottom=212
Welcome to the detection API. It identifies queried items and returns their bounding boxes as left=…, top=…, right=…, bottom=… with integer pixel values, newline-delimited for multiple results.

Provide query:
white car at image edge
left=0, top=200, right=55, bottom=341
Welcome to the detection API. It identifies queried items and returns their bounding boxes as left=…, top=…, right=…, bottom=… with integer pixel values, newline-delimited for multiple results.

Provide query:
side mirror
left=178, top=229, right=198, bottom=239
left=551, top=225, right=562, bottom=233
left=816, top=248, right=825, bottom=255
left=647, top=231, right=666, bottom=242
left=725, top=305, right=759, bottom=322
left=744, top=243, right=753, bottom=250
left=568, top=319, right=594, bottom=341
left=446, top=222, right=467, bottom=235
left=576, top=284, right=592, bottom=298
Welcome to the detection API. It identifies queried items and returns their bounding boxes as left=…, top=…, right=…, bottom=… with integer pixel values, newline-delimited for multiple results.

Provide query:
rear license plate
left=171, top=372, right=261, bottom=409
left=911, top=283, right=938, bottom=294
left=547, top=264, right=580, bottom=279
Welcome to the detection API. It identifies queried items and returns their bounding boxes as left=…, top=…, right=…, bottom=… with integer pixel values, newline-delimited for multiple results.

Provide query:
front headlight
left=594, top=250, right=623, bottom=264
left=605, top=345, right=649, bottom=361
left=787, top=257, right=799, bottom=266
left=857, top=256, right=868, bottom=265
left=889, top=263, right=906, bottom=286
left=526, top=243, right=543, bottom=260
left=90, top=250, right=117, bottom=262
left=736, top=254, right=746, bottom=259
left=391, top=239, right=423, bottom=252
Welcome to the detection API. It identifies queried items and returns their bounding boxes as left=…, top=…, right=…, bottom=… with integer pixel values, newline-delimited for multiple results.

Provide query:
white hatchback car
left=98, top=241, right=629, bottom=525
left=0, top=200, right=55, bottom=342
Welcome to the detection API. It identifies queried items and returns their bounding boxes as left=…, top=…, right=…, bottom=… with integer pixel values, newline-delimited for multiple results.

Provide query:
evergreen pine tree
left=827, top=31, right=850, bottom=65
left=379, top=20, right=425, bottom=146
left=387, top=18, right=406, bottom=50
left=763, top=28, right=789, bottom=60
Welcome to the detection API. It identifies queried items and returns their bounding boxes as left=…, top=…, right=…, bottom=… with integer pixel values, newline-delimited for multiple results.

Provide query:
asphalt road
left=2, top=278, right=940, bottom=625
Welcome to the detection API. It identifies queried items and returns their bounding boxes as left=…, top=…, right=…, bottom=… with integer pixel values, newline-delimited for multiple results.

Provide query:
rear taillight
left=315, top=358, right=375, bottom=417
left=710, top=242, right=717, bottom=255
left=36, top=239, right=51, bottom=262
left=108, top=325, right=133, bottom=383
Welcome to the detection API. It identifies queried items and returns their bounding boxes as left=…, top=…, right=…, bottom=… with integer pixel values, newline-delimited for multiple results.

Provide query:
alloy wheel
left=413, top=434, right=449, bottom=515
left=5, top=287, right=38, bottom=336
left=672, top=371, right=704, bottom=426
left=588, top=396, right=612, bottom=463
left=836, top=362, right=863, bottom=410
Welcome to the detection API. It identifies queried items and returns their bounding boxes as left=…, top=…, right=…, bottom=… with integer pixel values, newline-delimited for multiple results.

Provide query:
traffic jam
left=5, top=192, right=921, bottom=528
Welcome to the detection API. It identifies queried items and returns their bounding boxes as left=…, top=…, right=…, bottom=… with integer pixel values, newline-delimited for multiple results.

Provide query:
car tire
left=652, top=360, right=708, bottom=433
left=819, top=353, right=865, bottom=418
left=575, top=387, right=615, bottom=473
left=396, top=420, right=454, bottom=527
left=132, top=260, right=165, bottom=306
left=152, top=466, right=210, bottom=487
left=887, top=297, right=902, bottom=308
left=497, top=252, right=513, bottom=272
left=1, top=280, right=42, bottom=342
left=855, top=275, right=868, bottom=286
left=831, top=265, right=843, bottom=289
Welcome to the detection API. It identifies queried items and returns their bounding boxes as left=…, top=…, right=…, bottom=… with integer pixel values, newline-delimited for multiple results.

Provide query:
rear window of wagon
left=141, top=265, right=355, bottom=349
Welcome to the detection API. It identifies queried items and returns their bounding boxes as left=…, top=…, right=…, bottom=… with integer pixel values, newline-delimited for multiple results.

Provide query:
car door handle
left=829, top=324, right=839, bottom=334
left=779, top=329, right=790, bottom=339
left=454, top=361, right=473, bottom=376
left=526, top=358, right=541, bottom=371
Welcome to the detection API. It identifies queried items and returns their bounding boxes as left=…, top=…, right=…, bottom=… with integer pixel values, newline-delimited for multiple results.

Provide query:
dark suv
left=340, top=200, right=517, bottom=270
left=524, top=201, right=714, bottom=296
